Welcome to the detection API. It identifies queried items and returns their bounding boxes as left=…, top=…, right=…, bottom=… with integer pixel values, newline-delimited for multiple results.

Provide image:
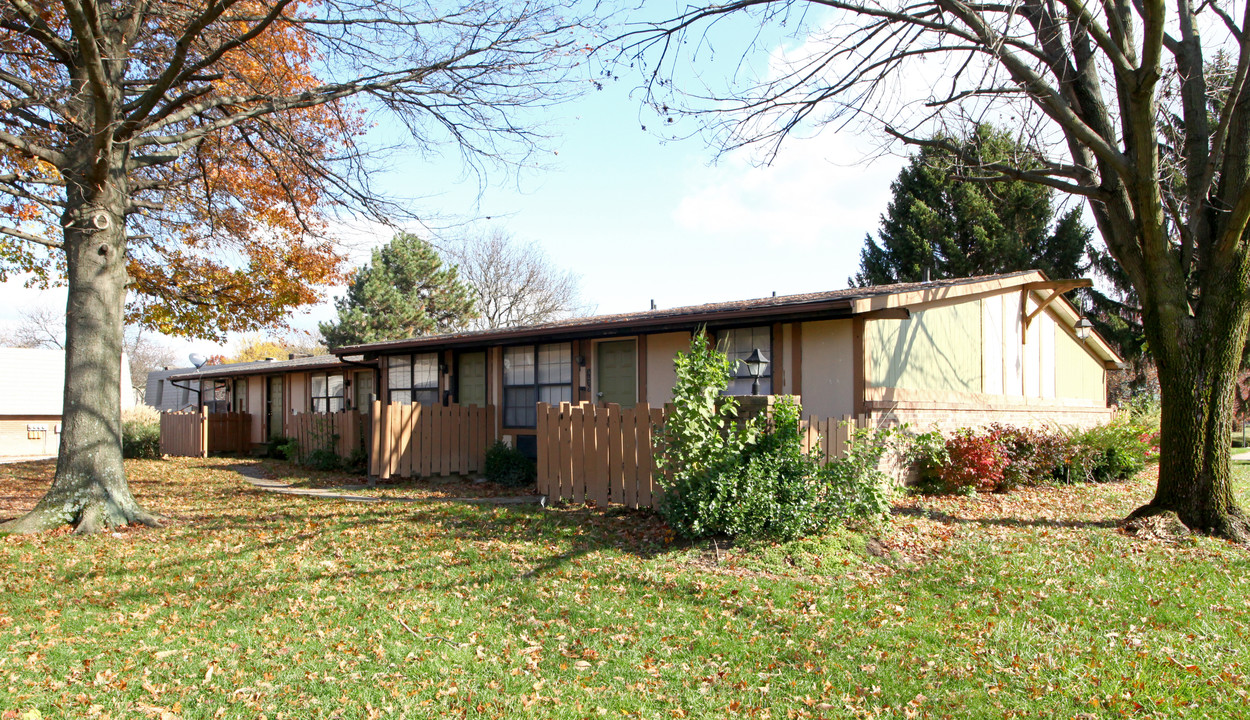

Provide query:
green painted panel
left=1055, top=332, right=1104, bottom=401
left=596, top=340, right=637, bottom=407
left=458, top=351, right=487, bottom=407
left=869, top=302, right=983, bottom=392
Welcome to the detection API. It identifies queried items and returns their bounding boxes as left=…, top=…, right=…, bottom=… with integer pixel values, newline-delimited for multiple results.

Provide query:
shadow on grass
left=893, top=505, right=1121, bottom=530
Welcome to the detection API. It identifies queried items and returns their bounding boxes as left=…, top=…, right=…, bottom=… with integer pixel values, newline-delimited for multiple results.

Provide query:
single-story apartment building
left=0, top=347, right=134, bottom=458
left=165, top=354, right=375, bottom=449
left=161, top=271, right=1121, bottom=460
left=328, top=270, right=1121, bottom=456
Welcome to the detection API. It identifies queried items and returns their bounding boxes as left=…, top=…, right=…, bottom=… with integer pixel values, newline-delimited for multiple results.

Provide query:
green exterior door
left=457, top=351, right=487, bottom=407
left=596, top=340, right=637, bottom=407
left=266, top=376, right=284, bottom=439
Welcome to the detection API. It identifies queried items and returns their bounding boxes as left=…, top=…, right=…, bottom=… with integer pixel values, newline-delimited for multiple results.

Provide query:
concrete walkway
left=231, top=464, right=543, bottom=506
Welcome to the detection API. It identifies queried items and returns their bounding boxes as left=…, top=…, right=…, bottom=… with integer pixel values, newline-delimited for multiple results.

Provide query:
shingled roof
left=332, top=270, right=1048, bottom=355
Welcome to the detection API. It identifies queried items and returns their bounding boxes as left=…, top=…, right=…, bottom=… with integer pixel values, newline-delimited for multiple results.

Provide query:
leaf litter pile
left=1, top=457, right=1248, bottom=719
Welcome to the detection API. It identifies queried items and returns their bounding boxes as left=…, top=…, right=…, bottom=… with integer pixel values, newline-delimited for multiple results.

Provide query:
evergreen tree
left=320, top=233, right=477, bottom=347
left=852, top=125, right=1091, bottom=287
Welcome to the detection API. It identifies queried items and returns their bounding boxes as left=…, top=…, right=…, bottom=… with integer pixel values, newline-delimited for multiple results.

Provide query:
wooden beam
left=1022, top=279, right=1093, bottom=341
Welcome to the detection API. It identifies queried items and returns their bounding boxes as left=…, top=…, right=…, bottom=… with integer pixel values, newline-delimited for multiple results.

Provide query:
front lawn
left=1, top=458, right=1248, bottom=719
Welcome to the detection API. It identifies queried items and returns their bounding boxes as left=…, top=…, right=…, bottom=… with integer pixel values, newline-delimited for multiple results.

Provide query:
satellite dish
left=189, top=353, right=207, bottom=369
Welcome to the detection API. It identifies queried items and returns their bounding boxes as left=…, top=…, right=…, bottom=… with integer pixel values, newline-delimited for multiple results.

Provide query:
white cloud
left=672, top=130, right=903, bottom=250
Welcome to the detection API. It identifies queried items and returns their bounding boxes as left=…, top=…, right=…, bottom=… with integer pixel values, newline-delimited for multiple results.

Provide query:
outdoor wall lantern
left=1074, top=316, right=1093, bottom=341
left=743, top=348, right=769, bottom=395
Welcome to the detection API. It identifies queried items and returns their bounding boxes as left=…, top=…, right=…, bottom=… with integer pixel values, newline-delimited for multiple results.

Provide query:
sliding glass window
left=387, top=353, right=439, bottom=405
left=503, top=342, right=572, bottom=427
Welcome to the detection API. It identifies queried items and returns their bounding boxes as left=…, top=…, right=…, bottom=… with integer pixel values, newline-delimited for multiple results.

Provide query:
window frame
left=386, top=352, right=441, bottom=406
left=310, top=371, right=347, bottom=413
left=503, top=342, right=573, bottom=428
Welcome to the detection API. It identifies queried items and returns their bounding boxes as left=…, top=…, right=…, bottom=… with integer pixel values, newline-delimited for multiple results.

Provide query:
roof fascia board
left=849, top=271, right=1047, bottom=313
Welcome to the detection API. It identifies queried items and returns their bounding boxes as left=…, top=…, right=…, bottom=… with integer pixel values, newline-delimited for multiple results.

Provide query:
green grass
left=1, top=458, right=1248, bottom=719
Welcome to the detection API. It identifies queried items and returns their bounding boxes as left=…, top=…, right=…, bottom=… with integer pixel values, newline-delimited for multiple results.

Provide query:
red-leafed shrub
left=987, top=424, right=1068, bottom=490
left=937, top=430, right=1006, bottom=493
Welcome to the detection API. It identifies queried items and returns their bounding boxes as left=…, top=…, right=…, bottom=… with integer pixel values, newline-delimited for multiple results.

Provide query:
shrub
left=905, top=429, right=948, bottom=489
left=484, top=441, right=536, bottom=487
left=121, top=412, right=161, bottom=460
left=1066, top=417, right=1150, bottom=483
left=938, top=429, right=1006, bottom=493
left=266, top=435, right=293, bottom=460
left=820, top=425, right=896, bottom=525
left=662, top=396, right=826, bottom=540
left=306, top=448, right=343, bottom=472
left=989, top=424, right=1067, bottom=490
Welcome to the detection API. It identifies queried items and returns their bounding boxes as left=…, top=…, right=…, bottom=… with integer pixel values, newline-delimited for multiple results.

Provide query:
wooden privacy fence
left=160, top=408, right=207, bottom=457
left=207, top=412, right=252, bottom=454
left=370, top=402, right=496, bottom=479
left=287, top=411, right=369, bottom=462
left=800, top=414, right=874, bottom=463
left=535, top=402, right=666, bottom=509
left=160, top=408, right=253, bottom=457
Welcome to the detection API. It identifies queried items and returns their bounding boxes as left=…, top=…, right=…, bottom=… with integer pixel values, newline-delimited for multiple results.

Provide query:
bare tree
left=0, top=306, right=64, bottom=349
left=0, top=0, right=592, bottom=533
left=621, top=0, right=1250, bottom=539
left=445, top=229, right=590, bottom=329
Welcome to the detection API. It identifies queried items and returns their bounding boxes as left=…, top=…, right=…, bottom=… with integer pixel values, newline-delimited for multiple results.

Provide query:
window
left=234, top=378, right=248, bottom=413
left=387, top=353, right=439, bottom=406
left=353, top=371, right=374, bottom=413
left=716, top=326, right=772, bottom=395
left=311, top=372, right=346, bottom=413
left=504, top=342, right=572, bottom=427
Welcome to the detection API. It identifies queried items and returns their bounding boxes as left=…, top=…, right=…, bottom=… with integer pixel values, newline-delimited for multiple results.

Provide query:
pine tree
left=320, top=233, right=477, bottom=347
left=851, top=125, right=1091, bottom=287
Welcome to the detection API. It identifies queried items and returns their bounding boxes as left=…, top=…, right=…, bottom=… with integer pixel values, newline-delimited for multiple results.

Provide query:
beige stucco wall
left=869, top=303, right=983, bottom=393
left=0, top=416, right=60, bottom=457
left=248, top=379, right=266, bottom=444
left=798, top=319, right=855, bottom=419
left=645, top=331, right=691, bottom=407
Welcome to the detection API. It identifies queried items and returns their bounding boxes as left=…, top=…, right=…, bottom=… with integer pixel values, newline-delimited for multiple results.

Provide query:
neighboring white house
left=144, top=366, right=201, bottom=412
left=0, top=347, right=135, bottom=458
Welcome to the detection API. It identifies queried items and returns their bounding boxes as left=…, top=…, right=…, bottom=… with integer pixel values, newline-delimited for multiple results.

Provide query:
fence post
left=199, top=405, right=209, bottom=458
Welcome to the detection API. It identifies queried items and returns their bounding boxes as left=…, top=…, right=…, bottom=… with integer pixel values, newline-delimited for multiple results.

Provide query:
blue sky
left=0, top=7, right=908, bottom=361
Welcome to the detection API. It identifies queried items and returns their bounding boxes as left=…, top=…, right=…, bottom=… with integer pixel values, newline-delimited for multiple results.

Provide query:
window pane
left=717, top=326, right=772, bottom=391
left=390, top=389, right=412, bottom=405
left=539, top=385, right=572, bottom=406
left=311, top=373, right=327, bottom=397
left=329, top=397, right=344, bottom=413
left=413, top=353, right=439, bottom=389
left=354, top=372, right=374, bottom=412
left=413, top=389, right=439, bottom=407
left=388, top=356, right=411, bottom=391
left=504, top=346, right=535, bottom=386
left=504, top=386, right=537, bottom=427
left=537, top=342, right=572, bottom=384
left=312, top=398, right=326, bottom=413
left=327, top=374, right=345, bottom=398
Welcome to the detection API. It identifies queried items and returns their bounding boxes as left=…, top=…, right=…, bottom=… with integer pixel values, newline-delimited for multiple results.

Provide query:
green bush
left=121, top=419, right=161, bottom=459
left=656, top=334, right=895, bottom=540
left=820, top=425, right=895, bottom=525
left=1066, top=417, right=1150, bottom=483
left=989, top=424, right=1068, bottom=490
left=266, top=436, right=293, bottom=460
left=483, top=441, right=536, bottom=487
left=306, top=447, right=342, bottom=472
left=662, top=397, right=822, bottom=540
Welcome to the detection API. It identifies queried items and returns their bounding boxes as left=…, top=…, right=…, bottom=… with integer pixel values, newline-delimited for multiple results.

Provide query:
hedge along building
left=332, top=270, right=1121, bottom=458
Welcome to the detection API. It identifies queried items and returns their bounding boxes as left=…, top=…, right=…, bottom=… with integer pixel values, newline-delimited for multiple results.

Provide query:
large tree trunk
left=1130, top=298, right=1250, bottom=542
left=1, top=184, right=160, bottom=535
